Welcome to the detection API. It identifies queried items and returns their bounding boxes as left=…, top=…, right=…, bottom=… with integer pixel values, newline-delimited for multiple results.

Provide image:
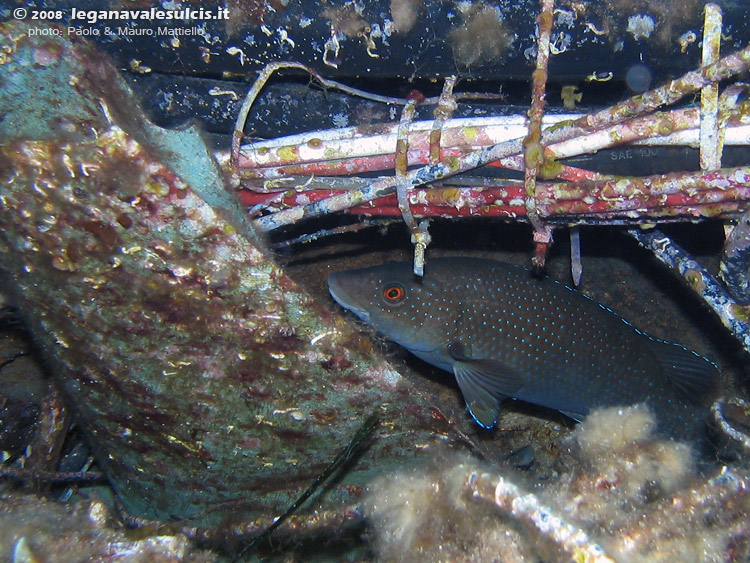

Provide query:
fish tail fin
left=645, top=338, right=720, bottom=403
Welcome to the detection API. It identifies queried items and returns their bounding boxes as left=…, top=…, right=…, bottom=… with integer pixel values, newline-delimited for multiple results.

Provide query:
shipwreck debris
left=0, top=20, right=451, bottom=528
left=1, top=0, right=749, bottom=559
left=227, top=2, right=750, bottom=355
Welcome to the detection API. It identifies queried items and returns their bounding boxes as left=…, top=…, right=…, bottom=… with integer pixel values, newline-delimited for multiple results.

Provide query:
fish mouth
left=327, top=272, right=371, bottom=323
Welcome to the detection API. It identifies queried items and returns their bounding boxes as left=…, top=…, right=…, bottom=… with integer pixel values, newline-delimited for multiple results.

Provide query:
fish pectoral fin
left=449, top=345, right=524, bottom=429
left=452, top=363, right=504, bottom=429
left=644, top=338, right=720, bottom=402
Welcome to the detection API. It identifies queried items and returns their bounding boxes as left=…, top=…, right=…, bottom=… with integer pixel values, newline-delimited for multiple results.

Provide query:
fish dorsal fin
left=448, top=341, right=524, bottom=429
left=644, top=337, right=720, bottom=401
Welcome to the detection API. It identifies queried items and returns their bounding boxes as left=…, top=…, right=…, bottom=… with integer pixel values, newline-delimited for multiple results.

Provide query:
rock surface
left=0, top=22, right=450, bottom=526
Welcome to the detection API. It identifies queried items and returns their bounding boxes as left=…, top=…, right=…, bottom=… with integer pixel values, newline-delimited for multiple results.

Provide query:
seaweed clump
left=365, top=404, right=750, bottom=561
left=449, top=4, right=513, bottom=68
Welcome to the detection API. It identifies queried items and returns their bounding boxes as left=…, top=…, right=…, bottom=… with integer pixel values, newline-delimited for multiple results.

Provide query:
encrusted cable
left=467, top=471, right=615, bottom=562
left=629, top=227, right=750, bottom=354
left=699, top=3, right=723, bottom=171
left=525, top=0, right=555, bottom=269
left=395, top=90, right=432, bottom=277
left=712, top=397, right=750, bottom=451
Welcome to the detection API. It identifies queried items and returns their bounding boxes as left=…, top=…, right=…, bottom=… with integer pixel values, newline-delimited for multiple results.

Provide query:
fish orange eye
left=382, top=283, right=406, bottom=304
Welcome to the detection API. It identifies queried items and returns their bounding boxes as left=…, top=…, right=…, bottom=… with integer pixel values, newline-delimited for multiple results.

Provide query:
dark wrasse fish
left=328, top=257, right=720, bottom=441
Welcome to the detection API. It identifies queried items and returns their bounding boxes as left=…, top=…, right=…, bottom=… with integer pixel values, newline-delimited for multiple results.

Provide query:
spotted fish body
left=328, top=257, right=720, bottom=440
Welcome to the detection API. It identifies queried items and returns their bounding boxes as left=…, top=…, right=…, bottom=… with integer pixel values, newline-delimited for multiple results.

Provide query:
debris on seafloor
left=365, top=404, right=750, bottom=562
left=0, top=20, right=453, bottom=534
left=0, top=324, right=45, bottom=465
left=0, top=487, right=216, bottom=562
